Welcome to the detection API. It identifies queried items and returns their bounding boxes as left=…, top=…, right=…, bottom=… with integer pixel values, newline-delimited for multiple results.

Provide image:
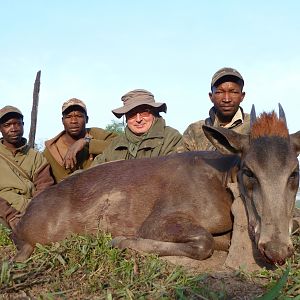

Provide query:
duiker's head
left=203, top=104, right=300, bottom=265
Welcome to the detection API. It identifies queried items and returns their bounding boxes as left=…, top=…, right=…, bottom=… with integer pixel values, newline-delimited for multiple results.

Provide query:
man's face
left=0, top=116, right=24, bottom=148
left=126, top=105, right=155, bottom=135
left=209, top=81, right=245, bottom=123
left=62, top=108, right=87, bottom=139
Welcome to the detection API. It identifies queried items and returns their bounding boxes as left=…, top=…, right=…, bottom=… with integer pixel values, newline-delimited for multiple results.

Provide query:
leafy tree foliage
left=105, top=120, right=125, bottom=134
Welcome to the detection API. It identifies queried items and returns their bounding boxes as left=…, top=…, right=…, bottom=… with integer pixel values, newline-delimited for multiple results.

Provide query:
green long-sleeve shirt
left=92, top=117, right=182, bottom=165
left=0, top=139, right=53, bottom=211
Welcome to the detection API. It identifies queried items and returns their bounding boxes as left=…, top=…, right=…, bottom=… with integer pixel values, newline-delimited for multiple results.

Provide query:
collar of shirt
left=214, top=108, right=243, bottom=128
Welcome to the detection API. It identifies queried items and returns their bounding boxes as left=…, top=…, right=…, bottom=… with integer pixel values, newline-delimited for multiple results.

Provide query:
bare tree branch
left=28, top=70, right=41, bottom=149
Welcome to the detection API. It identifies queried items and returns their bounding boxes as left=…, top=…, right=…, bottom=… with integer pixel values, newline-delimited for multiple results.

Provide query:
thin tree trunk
left=28, top=70, right=41, bottom=149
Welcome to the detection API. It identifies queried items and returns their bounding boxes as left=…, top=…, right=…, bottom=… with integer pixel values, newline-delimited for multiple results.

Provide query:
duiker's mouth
left=258, top=241, right=294, bottom=265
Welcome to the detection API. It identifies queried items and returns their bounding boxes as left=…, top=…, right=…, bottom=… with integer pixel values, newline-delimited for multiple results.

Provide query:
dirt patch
left=203, top=271, right=267, bottom=300
left=164, top=251, right=267, bottom=299
left=164, top=250, right=227, bottom=272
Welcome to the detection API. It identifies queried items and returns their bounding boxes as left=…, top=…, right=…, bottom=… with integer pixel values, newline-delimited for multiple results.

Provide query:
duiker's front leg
left=112, top=213, right=214, bottom=260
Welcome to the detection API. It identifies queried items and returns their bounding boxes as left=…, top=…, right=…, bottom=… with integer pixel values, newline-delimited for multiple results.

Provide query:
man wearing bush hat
left=92, top=89, right=182, bottom=164
left=0, top=105, right=54, bottom=229
left=43, top=98, right=118, bottom=183
left=178, top=67, right=250, bottom=151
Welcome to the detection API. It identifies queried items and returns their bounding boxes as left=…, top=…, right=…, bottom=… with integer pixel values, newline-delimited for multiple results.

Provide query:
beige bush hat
left=112, top=89, right=167, bottom=119
left=62, top=98, right=87, bottom=114
left=0, top=105, right=23, bottom=121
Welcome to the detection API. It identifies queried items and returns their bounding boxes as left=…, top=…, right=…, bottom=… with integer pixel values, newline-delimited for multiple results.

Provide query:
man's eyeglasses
left=126, top=109, right=153, bottom=120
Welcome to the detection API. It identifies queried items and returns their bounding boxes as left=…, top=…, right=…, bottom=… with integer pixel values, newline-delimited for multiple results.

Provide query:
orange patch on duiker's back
left=250, top=111, right=289, bottom=139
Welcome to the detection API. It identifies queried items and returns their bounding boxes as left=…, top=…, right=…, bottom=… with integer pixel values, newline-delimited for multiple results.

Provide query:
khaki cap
left=62, top=98, right=87, bottom=114
left=0, top=105, right=23, bottom=121
left=112, top=89, right=167, bottom=119
left=211, top=67, right=244, bottom=89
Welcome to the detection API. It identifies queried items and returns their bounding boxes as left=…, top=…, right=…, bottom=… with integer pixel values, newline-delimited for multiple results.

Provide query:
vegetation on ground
left=0, top=225, right=299, bottom=299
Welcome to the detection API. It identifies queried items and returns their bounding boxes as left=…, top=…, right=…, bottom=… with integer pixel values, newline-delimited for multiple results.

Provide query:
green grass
left=0, top=225, right=299, bottom=299
left=0, top=227, right=224, bottom=299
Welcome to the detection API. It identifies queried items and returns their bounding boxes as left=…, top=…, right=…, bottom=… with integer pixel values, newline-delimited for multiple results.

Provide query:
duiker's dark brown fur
left=12, top=150, right=237, bottom=261
left=11, top=111, right=300, bottom=264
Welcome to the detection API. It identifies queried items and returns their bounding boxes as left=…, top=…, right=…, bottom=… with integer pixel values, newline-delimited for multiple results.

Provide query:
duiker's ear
left=202, top=125, right=250, bottom=155
left=290, top=131, right=300, bottom=155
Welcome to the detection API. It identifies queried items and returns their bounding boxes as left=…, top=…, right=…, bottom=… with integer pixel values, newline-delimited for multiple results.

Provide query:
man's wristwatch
left=84, top=136, right=92, bottom=143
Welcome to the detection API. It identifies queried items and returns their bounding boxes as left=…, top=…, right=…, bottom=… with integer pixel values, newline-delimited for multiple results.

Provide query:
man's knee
left=0, top=198, right=20, bottom=230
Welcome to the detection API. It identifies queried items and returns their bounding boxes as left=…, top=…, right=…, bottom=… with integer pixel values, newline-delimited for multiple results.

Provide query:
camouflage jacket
left=44, top=127, right=117, bottom=183
left=0, top=138, right=54, bottom=212
left=92, top=117, right=182, bottom=165
left=178, top=107, right=250, bottom=152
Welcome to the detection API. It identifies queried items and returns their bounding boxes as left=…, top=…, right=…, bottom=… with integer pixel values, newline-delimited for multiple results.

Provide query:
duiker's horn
left=278, top=103, right=287, bottom=125
left=250, top=104, right=257, bottom=127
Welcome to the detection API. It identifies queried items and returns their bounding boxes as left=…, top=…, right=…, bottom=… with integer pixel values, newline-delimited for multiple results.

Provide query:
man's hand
left=63, top=138, right=87, bottom=170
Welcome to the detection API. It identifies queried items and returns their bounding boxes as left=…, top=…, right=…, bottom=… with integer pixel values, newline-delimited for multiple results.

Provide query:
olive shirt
left=92, top=117, right=182, bottom=165
left=178, top=107, right=250, bottom=152
left=0, top=138, right=54, bottom=212
left=44, top=127, right=117, bottom=183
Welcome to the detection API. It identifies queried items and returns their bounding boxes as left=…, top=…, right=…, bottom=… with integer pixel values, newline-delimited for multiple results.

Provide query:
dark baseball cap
left=0, top=105, right=23, bottom=122
left=211, top=67, right=244, bottom=89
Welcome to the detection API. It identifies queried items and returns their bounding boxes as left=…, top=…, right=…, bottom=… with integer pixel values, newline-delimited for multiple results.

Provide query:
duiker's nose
left=258, top=241, right=294, bottom=265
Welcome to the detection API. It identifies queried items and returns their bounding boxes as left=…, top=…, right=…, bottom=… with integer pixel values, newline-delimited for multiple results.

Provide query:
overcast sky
left=1, top=1, right=300, bottom=145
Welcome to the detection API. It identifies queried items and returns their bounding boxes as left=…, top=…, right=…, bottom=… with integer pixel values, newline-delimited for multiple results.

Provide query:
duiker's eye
left=243, top=168, right=254, bottom=178
left=289, top=170, right=299, bottom=181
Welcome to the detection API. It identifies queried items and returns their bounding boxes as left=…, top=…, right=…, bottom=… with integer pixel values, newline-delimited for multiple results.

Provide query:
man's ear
left=208, top=92, right=214, bottom=104
left=240, top=91, right=246, bottom=103
left=86, top=115, right=89, bottom=124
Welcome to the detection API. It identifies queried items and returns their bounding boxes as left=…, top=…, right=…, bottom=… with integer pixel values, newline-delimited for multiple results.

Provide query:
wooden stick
left=28, top=70, right=41, bottom=149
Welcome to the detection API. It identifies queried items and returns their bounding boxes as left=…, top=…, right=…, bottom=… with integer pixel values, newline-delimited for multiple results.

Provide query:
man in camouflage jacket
left=178, top=67, right=250, bottom=152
